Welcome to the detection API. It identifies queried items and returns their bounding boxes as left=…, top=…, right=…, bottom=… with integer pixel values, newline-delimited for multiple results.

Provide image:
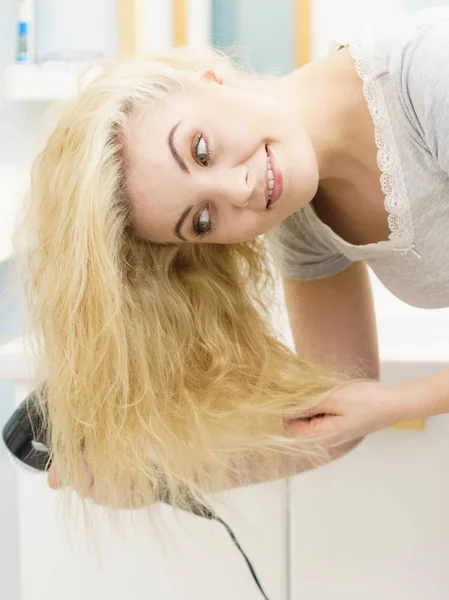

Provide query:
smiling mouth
left=265, top=145, right=283, bottom=208
left=265, top=147, right=275, bottom=206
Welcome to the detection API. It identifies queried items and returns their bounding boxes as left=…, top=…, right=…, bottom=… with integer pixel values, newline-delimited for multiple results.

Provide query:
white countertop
left=1, top=312, right=448, bottom=382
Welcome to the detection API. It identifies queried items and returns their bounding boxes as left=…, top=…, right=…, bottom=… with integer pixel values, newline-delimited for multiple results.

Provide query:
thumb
left=285, top=413, right=340, bottom=440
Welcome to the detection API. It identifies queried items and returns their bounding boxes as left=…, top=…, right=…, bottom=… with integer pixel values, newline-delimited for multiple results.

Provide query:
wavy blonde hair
left=17, top=48, right=344, bottom=523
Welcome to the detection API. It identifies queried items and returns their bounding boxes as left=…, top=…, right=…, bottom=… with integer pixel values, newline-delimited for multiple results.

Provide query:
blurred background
left=1, top=2, right=449, bottom=600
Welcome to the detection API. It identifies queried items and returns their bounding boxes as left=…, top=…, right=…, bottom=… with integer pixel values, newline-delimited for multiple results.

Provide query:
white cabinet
left=1, top=343, right=288, bottom=600
left=289, top=359, right=449, bottom=600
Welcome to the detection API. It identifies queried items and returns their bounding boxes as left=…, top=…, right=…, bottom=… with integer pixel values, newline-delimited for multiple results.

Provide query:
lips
left=265, top=145, right=283, bottom=208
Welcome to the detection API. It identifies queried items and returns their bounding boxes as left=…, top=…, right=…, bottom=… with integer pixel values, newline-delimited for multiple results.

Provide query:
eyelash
left=192, top=132, right=215, bottom=238
left=192, top=131, right=213, bottom=167
left=194, top=203, right=215, bottom=238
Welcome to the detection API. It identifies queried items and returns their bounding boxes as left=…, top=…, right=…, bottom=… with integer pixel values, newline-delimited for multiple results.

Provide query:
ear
left=194, top=68, right=224, bottom=85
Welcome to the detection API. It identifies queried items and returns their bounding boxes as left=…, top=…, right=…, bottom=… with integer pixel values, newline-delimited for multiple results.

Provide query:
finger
left=47, top=464, right=61, bottom=489
left=77, top=458, right=95, bottom=498
left=82, top=458, right=94, bottom=484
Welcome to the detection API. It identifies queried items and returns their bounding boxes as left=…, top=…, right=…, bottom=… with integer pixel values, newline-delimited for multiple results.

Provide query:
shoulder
left=395, top=10, right=449, bottom=173
left=344, top=8, right=449, bottom=74
left=394, top=8, right=449, bottom=79
left=346, top=8, right=449, bottom=173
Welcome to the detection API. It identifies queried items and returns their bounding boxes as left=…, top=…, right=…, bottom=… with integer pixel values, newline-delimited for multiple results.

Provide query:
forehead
left=125, top=97, right=190, bottom=240
left=127, top=95, right=184, bottom=164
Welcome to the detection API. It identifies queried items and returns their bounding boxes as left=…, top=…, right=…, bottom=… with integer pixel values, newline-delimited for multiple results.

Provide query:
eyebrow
left=168, top=120, right=189, bottom=174
left=169, top=121, right=192, bottom=241
left=173, top=205, right=193, bottom=242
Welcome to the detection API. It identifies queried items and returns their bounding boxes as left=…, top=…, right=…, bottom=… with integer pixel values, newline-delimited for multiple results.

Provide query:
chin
left=277, top=196, right=302, bottom=219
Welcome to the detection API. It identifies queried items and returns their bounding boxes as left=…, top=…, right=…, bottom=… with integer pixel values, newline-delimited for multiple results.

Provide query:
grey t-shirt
left=266, top=8, right=449, bottom=309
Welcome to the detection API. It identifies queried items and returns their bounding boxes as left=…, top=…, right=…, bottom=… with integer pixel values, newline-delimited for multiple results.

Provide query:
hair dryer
left=2, top=391, right=50, bottom=473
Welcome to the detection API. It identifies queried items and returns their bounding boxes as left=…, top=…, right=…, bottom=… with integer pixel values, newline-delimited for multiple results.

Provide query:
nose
left=202, top=165, right=252, bottom=208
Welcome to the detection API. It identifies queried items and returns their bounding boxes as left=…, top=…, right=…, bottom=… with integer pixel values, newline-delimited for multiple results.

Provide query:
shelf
left=5, top=64, right=80, bottom=101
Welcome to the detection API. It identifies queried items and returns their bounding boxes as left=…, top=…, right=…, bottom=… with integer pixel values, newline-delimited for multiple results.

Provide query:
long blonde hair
left=17, top=48, right=343, bottom=522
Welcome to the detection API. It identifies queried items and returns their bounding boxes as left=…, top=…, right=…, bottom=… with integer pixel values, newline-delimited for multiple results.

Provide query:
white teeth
left=266, top=160, right=274, bottom=183
left=266, top=151, right=274, bottom=204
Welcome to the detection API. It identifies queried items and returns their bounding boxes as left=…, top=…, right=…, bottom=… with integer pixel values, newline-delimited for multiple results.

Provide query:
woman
left=22, top=7, right=449, bottom=510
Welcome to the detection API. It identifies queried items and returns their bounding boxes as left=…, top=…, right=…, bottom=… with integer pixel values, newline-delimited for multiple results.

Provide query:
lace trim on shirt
left=337, top=32, right=418, bottom=257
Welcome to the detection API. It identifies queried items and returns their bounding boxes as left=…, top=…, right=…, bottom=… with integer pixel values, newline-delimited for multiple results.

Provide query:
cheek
left=220, top=94, right=269, bottom=132
left=250, top=96, right=293, bottom=131
left=220, top=209, right=277, bottom=243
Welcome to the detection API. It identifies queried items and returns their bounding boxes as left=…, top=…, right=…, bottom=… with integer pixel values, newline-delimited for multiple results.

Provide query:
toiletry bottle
left=17, top=0, right=35, bottom=63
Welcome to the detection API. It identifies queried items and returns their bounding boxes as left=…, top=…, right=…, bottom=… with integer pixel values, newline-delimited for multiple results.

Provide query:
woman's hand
left=284, top=381, right=402, bottom=446
left=48, top=457, right=96, bottom=499
left=47, top=462, right=139, bottom=508
left=48, top=460, right=152, bottom=509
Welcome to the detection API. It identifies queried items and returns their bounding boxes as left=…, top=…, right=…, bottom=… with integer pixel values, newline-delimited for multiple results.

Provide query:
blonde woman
left=22, top=7, right=449, bottom=511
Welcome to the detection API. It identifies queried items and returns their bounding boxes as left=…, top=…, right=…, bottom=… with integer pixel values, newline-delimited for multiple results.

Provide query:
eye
left=194, top=203, right=215, bottom=238
left=194, top=134, right=209, bottom=166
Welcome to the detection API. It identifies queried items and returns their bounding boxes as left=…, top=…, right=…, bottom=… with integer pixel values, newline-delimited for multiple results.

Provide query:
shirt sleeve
left=265, top=209, right=353, bottom=281
left=400, top=15, right=449, bottom=175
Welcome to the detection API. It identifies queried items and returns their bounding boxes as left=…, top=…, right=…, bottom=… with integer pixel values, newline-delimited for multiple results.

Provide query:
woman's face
left=126, top=71, right=319, bottom=244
